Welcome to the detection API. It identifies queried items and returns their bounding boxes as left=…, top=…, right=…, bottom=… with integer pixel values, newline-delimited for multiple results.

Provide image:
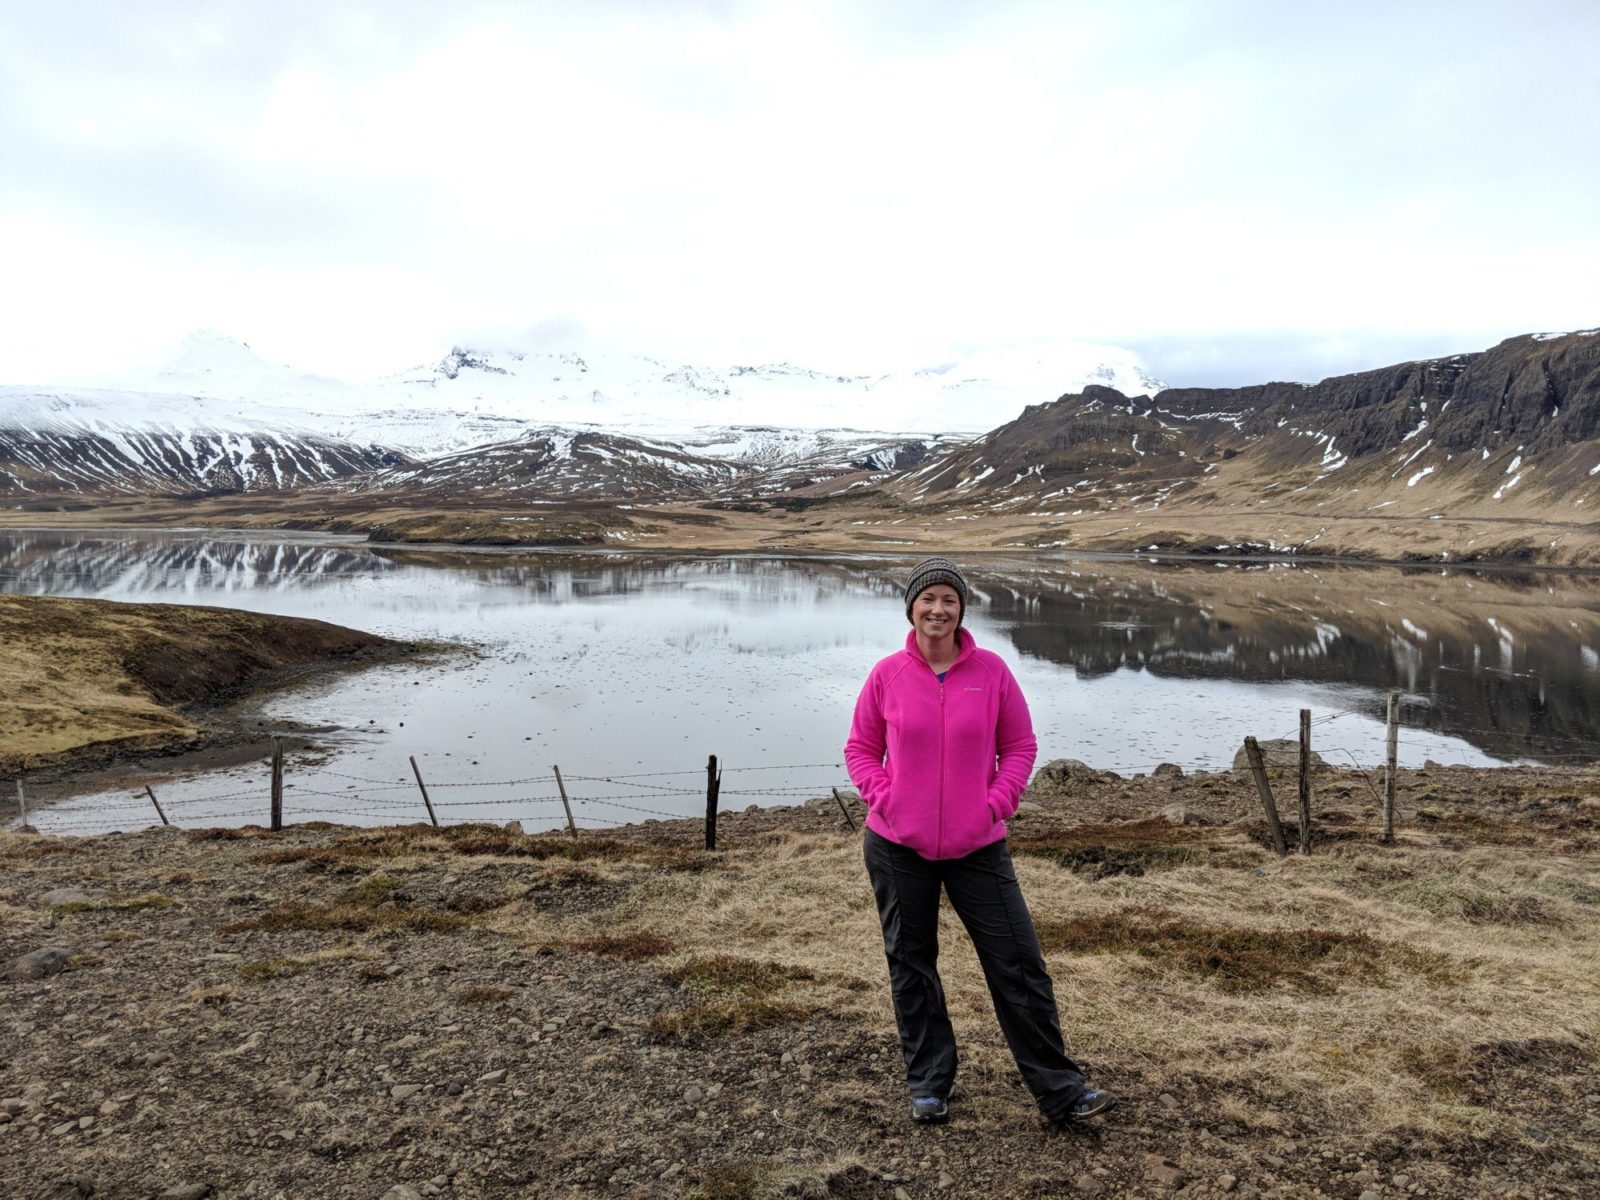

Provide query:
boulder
left=4, top=946, right=75, bottom=982
left=1152, top=762, right=1185, bottom=779
left=1231, top=739, right=1329, bottom=777
left=1158, top=804, right=1208, bottom=827
left=1028, top=759, right=1118, bottom=793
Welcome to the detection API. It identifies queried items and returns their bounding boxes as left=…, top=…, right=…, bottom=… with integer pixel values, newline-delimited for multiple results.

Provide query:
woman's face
left=912, top=584, right=962, bottom=641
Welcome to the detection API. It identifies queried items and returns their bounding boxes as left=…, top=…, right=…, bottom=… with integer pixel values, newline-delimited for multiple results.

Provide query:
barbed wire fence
left=5, top=694, right=1596, bottom=842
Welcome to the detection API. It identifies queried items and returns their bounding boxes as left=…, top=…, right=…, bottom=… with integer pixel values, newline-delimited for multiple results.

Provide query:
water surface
left=6, top=529, right=1598, bottom=834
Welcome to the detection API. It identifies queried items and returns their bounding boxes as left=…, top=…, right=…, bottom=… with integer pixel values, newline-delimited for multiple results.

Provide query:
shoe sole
left=1056, top=1094, right=1118, bottom=1125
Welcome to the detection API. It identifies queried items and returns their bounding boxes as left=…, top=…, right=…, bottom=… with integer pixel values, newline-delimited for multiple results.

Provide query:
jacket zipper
left=935, top=674, right=946, bottom=859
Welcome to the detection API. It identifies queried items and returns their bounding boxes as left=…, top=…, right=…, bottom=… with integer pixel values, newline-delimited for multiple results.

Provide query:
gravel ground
left=3, top=763, right=1598, bottom=1200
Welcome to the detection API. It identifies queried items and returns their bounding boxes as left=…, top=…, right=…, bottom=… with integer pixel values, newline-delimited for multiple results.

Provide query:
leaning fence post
left=553, top=766, right=577, bottom=838
left=1382, top=692, right=1399, bottom=844
left=831, top=787, right=858, bottom=833
left=1243, top=736, right=1288, bottom=856
left=408, top=755, right=440, bottom=828
left=705, top=755, right=721, bottom=851
left=145, top=785, right=170, bottom=827
left=1298, top=709, right=1313, bottom=855
left=15, top=779, right=25, bottom=828
left=270, top=739, right=284, bottom=833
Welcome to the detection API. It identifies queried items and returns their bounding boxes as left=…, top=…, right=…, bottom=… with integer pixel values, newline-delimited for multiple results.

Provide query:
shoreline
left=7, top=498, right=1600, bottom=570
left=10, top=516, right=1600, bottom=578
left=0, top=594, right=420, bottom=788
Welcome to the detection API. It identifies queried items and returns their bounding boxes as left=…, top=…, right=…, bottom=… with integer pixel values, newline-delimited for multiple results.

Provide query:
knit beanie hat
left=904, top=556, right=968, bottom=625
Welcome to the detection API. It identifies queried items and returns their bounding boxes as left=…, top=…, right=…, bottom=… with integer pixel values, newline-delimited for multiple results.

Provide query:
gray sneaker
left=1055, top=1089, right=1117, bottom=1125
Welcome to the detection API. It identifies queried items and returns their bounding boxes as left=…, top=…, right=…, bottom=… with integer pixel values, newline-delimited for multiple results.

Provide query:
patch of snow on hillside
left=1493, top=473, right=1523, bottom=500
left=1408, top=465, right=1435, bottom=487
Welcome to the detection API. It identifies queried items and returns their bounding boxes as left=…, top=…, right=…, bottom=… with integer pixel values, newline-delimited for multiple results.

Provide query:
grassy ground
left=2, top=765, right=1597, bottom=1198
left=0, top=595, right=402, bottom=774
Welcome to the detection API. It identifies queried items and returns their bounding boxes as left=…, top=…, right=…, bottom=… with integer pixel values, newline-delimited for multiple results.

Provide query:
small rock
left=1074, top=1174, right=1105, bottom=1194
left=1152, top=762, right=1185, bottom=778
left=0, top=1097, right=29, bottom=1115
left=1144, top=1157, right=1187, bottom=1190
left=780, top=1051, right=795, bottom=1065
left=39, top=888, right=107, bottom=908
left=390, top=1084, right=423, bottom=1101
left=300, top=1066, right=325, bottom=1090
left=894, top=1190, right=911, bottom=1200
left=5, top=946, right=75, bottom=981
left=1158, top=804, right=1207, bottom=826
left=684, top=1086, right=705, bottom=1104
left=541, top=1022, right=559, bottom=1033
left=1392, top=1175, right=1411, bottom=1188
left=52, top=1119, right=80, bottom=1136
left=1158, top=1092, right=1180, bottom=1110
left=160, top=1186, right=213, bottom=1200
left=477, top=1069, right=507, bottom=1084
left=1217, top=1175, right=1237, bottom=1193
left=936, top=1172, right=954, bottom=1189
left=502, top=820, right=524, bottom=836
left=381, top=1189, right=423, bottom=1200
left=1359, top=1192, right=1380, bottom=1200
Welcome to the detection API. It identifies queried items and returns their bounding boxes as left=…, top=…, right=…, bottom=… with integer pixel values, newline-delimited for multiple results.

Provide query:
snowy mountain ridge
left=0, top=331, right=1165, bottom=497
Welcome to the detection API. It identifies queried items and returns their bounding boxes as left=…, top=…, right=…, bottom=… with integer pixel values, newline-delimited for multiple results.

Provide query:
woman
left=844, top=556, right=1115, bottom=1127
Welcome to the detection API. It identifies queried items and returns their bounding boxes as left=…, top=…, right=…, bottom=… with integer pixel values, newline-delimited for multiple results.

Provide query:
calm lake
left=7, top=528, right=1600, bottom=834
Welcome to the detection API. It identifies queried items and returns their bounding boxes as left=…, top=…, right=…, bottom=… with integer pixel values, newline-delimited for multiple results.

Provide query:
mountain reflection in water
left=4, top=531, right=1600, bottom=793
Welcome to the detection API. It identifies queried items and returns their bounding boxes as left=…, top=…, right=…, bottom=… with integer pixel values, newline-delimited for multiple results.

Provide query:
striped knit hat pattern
left=903, top=556, right=968, bottom=625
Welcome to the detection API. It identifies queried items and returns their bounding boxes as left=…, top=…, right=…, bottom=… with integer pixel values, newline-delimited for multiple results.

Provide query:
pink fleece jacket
left=844, top=628, right=1038, bottom=861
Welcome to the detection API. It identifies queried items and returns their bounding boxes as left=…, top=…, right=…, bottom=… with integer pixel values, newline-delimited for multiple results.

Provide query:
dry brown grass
left=218, top=871, right=467, bottom=936
left=251, top=823, right=703, bottom=870
left=1034, top=907, right=1462, bottom=993
left=534, top=823, right=1600, bottom=1145
left=459, top=984, right=516, bottom=1005
left=568, top=930, right=677, bottom=960
left=0, top=593, right=392, bottom=772
left=1011, top=818, right=1223, bottom=877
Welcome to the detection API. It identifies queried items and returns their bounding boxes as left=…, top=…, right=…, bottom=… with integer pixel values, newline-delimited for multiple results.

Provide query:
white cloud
left=0, top=0, right=1596, bottom=385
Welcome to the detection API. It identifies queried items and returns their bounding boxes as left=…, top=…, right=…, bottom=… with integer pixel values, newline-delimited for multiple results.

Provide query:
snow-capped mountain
left=0, top=332, right=1164, bottom=497
left=379, top=339, right=1163, bottom=439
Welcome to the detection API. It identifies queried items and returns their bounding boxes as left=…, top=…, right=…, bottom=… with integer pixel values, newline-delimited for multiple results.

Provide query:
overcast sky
left=1, top=0, right=1596, bottom=388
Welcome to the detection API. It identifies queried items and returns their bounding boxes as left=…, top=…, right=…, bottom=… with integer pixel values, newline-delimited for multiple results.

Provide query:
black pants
left=863, top=827, right=1087, bottom=1120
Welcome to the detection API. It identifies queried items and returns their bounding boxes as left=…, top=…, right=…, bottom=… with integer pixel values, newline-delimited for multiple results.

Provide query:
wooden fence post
left=270, top=739, right=284, bottom=832
left=145, top=785, right=170, bottom=827
left=553, top=766, right=577, bottom=838
left=1382, top=692, right=1399, bottom=844
left=1298, top=709, right=1313, bottom=855
left=408, top=755, right=440, bottom=827
left=14, top=779, right=25, bottom=828
left=705, top=755, right=721, bottom=851
left=1243, top=736, right=1288, bottom=856
left=831, top=787, right=858, bottom=833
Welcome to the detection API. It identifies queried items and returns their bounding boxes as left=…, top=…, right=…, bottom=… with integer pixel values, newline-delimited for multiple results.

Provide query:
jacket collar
left=902, top=626, right=978, bottom=673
